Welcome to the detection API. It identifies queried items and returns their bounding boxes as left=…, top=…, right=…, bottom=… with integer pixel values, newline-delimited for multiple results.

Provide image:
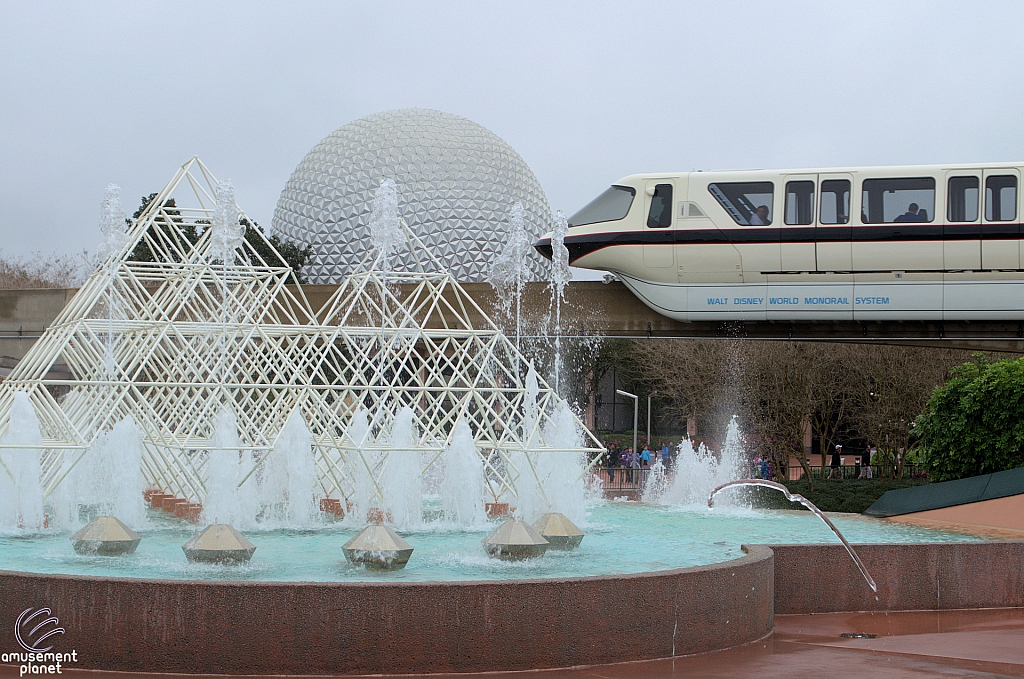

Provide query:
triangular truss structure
left=0, top=158, right=603, bottom=508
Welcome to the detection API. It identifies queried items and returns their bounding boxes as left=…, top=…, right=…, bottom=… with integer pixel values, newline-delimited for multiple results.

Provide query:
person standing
left=829, top=444, right=843, bottom=480
left=661, top=441, right=671, bottom=471
left=641, top=445, right=651, bottom=468
left=606, top=448, right=616, bottom=484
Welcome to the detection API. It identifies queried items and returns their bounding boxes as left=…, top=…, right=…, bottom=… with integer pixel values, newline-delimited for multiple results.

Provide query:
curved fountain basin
left=0, top=502, right=982, bottom=582
left=0, top=502, right=1011, bottom=676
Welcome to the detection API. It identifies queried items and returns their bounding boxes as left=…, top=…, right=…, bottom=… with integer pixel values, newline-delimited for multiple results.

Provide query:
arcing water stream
left=708, top=478, right=879, bottom=593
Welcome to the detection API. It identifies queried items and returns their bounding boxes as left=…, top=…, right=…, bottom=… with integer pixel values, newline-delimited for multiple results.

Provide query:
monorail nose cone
left=534, top=238, right=553, bottom=261
left=70, top=516, right=142, bottom=556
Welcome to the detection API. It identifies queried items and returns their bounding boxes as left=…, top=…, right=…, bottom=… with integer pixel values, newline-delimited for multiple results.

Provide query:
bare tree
left=740, top=342, right=812, bottom=481
left=848, top=345, right=969, bottom=478
left=625, top=339, right=737, bottom=441
left=0, top=251, right=89, bottom=289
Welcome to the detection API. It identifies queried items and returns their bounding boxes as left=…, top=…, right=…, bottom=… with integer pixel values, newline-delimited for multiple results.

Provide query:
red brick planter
left=0, top=546, right=773, bottom=675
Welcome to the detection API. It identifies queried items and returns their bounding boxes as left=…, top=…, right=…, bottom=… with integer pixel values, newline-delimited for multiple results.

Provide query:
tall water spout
left=440, top=418, right=487, bottom=526
left=347, top=408, right=376, bottom=525
left=654, top=416, right=745, bottom=507
left=203, top=409, right=258, bottom=528
left=97, top=184, right=128, bottom=377
left=523, top=360, right=540, bottom=447
left=380, top=407, right=422, bottom=529
left=548, top=209, right=571, bottom=393
left=209, top=180, right=245, bottom=265
left=0, top=393, right=45, bottom=532
left=53, top=417, right=147, bottom=528
left=97, top=184, right=129, bottom=262
left=369, top=179, right=404, bottom=270
left=261, top=411, right=318, bottom=526
left=0, top=393, right=45, bottom=531
left=510, top=362, right=542, bottom=520
left=535, top=399, right=588, bottom=525
left=488, top=202, right=532, bottom=351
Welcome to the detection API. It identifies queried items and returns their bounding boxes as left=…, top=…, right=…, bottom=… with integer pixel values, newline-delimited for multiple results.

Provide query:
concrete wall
left=769, top=542, right=1024, bottom=615
left=0, top=545, right=773, bottom=675
left=0, top=288, right=74, bottom=361
left=5, top=542, right=1024, bottom=674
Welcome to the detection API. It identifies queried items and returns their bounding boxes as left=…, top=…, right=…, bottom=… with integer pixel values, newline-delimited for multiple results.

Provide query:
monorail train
left=535, top=163, right=1023, bottom=321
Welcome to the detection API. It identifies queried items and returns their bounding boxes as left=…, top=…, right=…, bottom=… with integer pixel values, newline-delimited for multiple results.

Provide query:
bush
left=915, top=355, right=1024, bottom=481
left=0, top=251, right=90, bottom=289
left=751, top=478, right=929, bottom=514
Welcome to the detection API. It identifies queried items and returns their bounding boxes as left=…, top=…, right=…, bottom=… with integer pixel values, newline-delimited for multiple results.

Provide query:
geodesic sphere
left=272, top=108, right=553, bottom=283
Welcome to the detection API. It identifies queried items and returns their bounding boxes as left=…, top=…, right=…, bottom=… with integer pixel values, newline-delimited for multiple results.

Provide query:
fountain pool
left=0, top=501, right=982, bottom=583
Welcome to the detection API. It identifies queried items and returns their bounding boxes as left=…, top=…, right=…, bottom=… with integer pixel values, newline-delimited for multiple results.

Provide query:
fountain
left=708, top=479, right=878, bottom=593
left=0, top=392, right=45, bottom=531
left=259, top=411, right=318, bottom=525
left=182, top=524, right=256, bottom=564
left=70, top=516, right=141, bottom=556
left=531, top=512, right=584, bottom=549
left=202, top=409, right=259, bottom=529
left=646, top=416, right=745, bottom=507
left=440, top=418, right=488, bottom=526
left=482, top=517, right=550, bottom=560
left=488, top=201, right=533, bottom=351
left=548, top=209, right=571, bottom=392
left=342, top=524, right=414, bottom=570
left=0, top=158, right=1007, bottom=675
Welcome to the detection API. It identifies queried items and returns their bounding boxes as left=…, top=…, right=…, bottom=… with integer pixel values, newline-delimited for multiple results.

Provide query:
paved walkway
left=4, top=608, right=1023, bottom=678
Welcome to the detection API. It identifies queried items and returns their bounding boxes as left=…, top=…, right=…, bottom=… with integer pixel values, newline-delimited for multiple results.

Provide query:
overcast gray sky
left=2, top=1, right=1023, bottom=259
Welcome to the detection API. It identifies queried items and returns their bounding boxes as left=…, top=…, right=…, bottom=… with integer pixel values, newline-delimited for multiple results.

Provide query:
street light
left=647, top=391, right=658, bottom=451
left=616, top=389, right=638, bottom=456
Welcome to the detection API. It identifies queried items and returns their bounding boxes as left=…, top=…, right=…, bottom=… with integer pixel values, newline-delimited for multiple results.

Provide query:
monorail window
left=646, top=184, right=673, bottom=228
left=708, top=182, right=773, bottom=226
left=820, top=180, right=850, bottom=224
left=785, top=181, right=815, bottom=225
left=861, top=177, right=935, bottom=223
left=568, top=185, right=636, bottom=227
left=947, top=176, right=979, bottom=222
left=985, top=175, right=1017, bottom=221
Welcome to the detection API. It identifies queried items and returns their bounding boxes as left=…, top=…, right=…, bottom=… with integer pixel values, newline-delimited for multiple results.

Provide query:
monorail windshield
left=568, top=185, right=636, bottom=227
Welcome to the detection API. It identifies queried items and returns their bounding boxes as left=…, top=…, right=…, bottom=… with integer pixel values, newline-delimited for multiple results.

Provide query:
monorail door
left=944, top=170, right=982, bottom=270
left=781, top=174, right=817, bottom=272
left=642, top=179, right=676, bottom=273
left=815, top=173, right=852, bottom=271
left=981, top=168, right=1020, bottom=270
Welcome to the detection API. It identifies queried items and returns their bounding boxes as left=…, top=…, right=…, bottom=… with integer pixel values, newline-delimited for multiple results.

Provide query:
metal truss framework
left=0, top=158, right=603, bottom=507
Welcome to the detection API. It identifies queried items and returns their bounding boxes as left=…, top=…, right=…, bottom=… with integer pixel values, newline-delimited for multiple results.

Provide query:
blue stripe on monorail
left=534, top=223, right=1024, bottom=265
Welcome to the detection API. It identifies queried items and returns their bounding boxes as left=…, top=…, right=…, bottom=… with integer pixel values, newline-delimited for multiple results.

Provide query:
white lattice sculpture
left=0, top=158, right=602, bottom=515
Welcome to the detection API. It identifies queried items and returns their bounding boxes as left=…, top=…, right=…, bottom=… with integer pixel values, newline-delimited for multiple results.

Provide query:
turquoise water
left=0, top=502, right=984, bottom=582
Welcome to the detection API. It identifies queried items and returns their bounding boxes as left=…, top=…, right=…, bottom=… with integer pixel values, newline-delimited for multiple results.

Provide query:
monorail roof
left=622, top=161, right=1024, bottom=182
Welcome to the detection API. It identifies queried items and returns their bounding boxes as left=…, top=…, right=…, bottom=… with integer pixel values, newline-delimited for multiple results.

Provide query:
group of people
left=751, top=454, right=774, bottom=480
left=829, top=443, right=876, bottom=479
left=601, top=441, right=674, bottom=484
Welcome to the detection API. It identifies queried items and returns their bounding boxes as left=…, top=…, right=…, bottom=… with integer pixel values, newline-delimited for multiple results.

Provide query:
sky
left=2, top=1, right=1024, bottom=261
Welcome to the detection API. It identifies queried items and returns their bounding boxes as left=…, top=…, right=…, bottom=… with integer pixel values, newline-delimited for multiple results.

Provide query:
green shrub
left=751, top=478, right=929, bottom=514
left=915, top=355, right=1024, bottom=481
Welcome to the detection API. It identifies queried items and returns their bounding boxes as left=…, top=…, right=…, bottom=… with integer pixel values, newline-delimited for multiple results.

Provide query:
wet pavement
left=3, top=608, right=1023, bottom=678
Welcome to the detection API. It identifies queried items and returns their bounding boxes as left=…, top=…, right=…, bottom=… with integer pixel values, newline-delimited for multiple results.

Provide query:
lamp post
left=647, top=391, right=657, bottom=451
left=616, top=389, right=638, bottom=458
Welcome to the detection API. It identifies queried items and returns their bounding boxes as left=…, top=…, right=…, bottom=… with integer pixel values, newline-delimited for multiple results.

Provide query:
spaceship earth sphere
left=272, top=109, right=553, bottom=283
